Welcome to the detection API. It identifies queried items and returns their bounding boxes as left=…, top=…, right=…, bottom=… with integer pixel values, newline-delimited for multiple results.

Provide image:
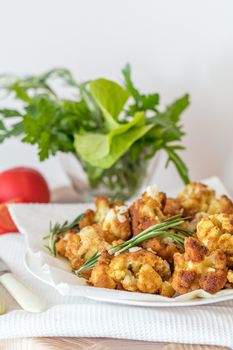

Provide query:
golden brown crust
left=177, top=183, right=216, bottom=217
left=177, top=183, right=233, bottom=218
left=199, top=271, right=227, bottom=294
left=101, top=203, right=131, bottom=241
left=172, top=270, right=198, bottom=294
left=83, top=196, right=133, bottom=242
left=130, top=191, right=166, bottom=235
left=77, top=224, right=110, bottom=259
left=56, top=224, right=110, bottom=264
left=159, top=281, right=175, bottom=297
left=163, top=198, right=183, bottom=218
left=196, top=213, right=233, bottom=265
left=171, top=237, right=227, bottom=294
left=90, top=249, right=172, bottom=295
left=184, top=237, right=208, bottom=262
left=55, top=234, right=69, bottom=257
left=90, top=251, right=116, bottom=289
left=208, top=195, right=233, bottom=215
left=142, top=237, right=179, bottom=263
left=55, top=232, right=80, bottom=259
left=79, top=209, right=95, bottom=229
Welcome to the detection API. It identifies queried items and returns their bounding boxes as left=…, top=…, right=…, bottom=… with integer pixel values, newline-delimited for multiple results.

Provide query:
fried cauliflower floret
left=90, top=250, right=171, bottom=294
left=130, top=186, right=166, bottom=236
left=177, top=183, right=216, bottom=217
left=101, top=202, right=131, bottom=241
left=172, top=237, right=227, bottom=294
left=177, top=183, right=233, bottom=217
left=187, top=212, right=209, bottom=232
left=80, top=196, right=131, bottom=242
left=77, top=224, right=110, bottom=260
left=55, top=232, right=88, bottom=273
left=129, top=187, right=180, bottom=262
left=110, top=250, right=171, bottom=293
left=163, top=198, right=183, bottom=218
left=90, top=251, right=116, bottom=289
left=78, top=197, right=109, bottom=229
left=56, top=225, right=110, bottom=263
left=159, top=281, right=175, bottom=297
left=55, top=231, right=80, bottom=258
left=79, top=209, right=95, bottom=229
left=208, top=195, right=233, bottom=215
left=196, top=213, right=233, bottom=265
left=142, top=237, right=179, bottom=263
left=65, top=233, right=82, bottom=261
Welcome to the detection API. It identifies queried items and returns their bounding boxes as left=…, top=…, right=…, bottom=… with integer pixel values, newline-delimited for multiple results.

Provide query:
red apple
left=0, top=199, right=20, bottom=234
left=0, top=167, right=50, bottom=203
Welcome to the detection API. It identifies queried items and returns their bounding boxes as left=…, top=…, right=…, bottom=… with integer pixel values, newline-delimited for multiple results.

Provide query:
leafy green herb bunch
left=0, top=65, right=190, bottom=199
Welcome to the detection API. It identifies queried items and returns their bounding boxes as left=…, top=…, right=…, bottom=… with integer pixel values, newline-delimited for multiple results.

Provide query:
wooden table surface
left=0, top=188, right=229, bottom=350
left=0, top=338, right=228, bottom=350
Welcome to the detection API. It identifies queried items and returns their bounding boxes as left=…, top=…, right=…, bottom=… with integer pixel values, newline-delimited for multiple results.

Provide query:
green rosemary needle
left=74, top=214, right=193, bottom=276
left=43, top=213, right=84, bottom=257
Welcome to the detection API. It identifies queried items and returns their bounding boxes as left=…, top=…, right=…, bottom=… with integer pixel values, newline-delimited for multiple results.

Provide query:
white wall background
left=0, top=0, right=233, bottom=194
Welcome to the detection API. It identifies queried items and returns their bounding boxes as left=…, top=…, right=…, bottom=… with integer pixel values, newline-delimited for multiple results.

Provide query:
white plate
left=24, top=250, right=233, bottom=307
left=9, top=176, right=233, bottom=307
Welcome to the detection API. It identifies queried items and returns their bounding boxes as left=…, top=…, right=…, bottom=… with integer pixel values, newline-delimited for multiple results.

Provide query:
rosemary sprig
left=75, top=251, right=102, bottom=276
left=74, top=214, right=193, bottom=276
left=43, top=213, right=84, bottom=256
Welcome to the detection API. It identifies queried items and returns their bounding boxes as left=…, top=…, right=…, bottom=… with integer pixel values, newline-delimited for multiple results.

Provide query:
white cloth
left=0, top=235, right=233, bottom=348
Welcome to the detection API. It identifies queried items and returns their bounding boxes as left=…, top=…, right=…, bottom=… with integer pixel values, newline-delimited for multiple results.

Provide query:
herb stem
left=75, top=214, right=192, bottom=276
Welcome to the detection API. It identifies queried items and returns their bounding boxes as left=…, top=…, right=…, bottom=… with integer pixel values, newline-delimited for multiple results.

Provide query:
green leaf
left=121, top=63, right=141, bottom=102
left=160, top=94, right=189, bottom=123
left=141, top=93, right=159, bottom=110
left=74, top=112, right=153, bottom=169
left=0, top=109, right=22, bottom=117
left=62, top=100, right=95, bottom=129
left=0, top=120, right=6, bottom=130
left=11, top=82, right=32, bottom=103
left=122, top=64, right=160, bottom=114
left=75, top=133, right=110, bottom=161
left=89, top=78, right=129, bottom=129
left=22, top=97, right=77, bottom=160
left=102, top=124, right=152, bottom=168
left=80, top=82, right=103, bottom=124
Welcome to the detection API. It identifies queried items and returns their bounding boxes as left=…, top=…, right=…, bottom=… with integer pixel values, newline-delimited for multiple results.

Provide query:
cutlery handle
left=0, top=273, right=47, bottom=313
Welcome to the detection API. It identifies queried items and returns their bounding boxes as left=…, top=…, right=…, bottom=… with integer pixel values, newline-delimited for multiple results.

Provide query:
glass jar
left=59, top=152, right=160, bottom=202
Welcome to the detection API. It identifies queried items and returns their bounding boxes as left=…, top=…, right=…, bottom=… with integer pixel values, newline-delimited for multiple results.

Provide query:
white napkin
left=0, top=234, right=233, bottom=348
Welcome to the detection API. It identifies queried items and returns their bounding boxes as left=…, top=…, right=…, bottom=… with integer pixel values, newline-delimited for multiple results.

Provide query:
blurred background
left=0, top=0, right=233, bottom=194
